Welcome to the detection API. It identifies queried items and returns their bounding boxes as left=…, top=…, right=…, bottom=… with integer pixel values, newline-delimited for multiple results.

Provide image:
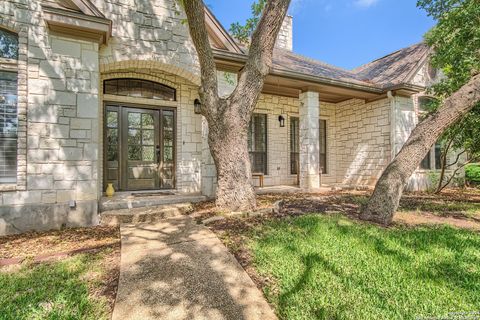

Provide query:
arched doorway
left=103, top=78, right=176, bottom=191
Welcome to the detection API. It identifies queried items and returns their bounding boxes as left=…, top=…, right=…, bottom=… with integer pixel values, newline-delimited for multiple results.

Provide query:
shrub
left=465, top=163, right=480, bottom=186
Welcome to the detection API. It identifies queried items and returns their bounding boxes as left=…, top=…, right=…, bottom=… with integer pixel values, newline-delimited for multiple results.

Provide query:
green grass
left=0, top=250, right=113, bottom=320
left=249, top=215, right=480, bottom=320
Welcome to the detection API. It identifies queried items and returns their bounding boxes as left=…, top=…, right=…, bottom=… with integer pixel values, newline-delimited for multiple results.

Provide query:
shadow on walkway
left=112, top=216, right=277, bottom=320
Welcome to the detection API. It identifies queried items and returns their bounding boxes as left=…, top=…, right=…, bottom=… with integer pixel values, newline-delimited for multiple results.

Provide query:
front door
left=104, top=105, right=176, bottom=191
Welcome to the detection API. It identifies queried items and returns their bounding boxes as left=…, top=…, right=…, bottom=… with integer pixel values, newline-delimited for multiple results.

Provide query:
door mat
left=131, top=191, right=175, bottom=197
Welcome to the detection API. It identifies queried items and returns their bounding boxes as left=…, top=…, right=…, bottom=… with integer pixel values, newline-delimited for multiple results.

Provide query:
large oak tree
left=361, top=0, right=480, bottom=225
left=182, top=0, right=291, bottom=211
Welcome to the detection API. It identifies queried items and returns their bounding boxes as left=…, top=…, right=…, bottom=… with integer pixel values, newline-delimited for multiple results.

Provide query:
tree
left=181, top=0, right=291, bottom=211
left=361, top=0, right=480, bottom=225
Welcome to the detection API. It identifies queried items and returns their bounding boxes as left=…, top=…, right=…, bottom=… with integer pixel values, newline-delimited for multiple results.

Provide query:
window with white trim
left=0, top=29, right=18, bottom=184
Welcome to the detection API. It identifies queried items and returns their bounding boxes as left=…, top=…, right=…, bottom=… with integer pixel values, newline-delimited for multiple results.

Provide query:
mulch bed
left=201, top=189, right=480, bottom=289
left=0, top=225, right=120, bottom=260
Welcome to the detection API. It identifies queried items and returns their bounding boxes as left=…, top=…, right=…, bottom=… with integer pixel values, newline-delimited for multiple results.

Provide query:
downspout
left=387, top=90, right=396, bottom=161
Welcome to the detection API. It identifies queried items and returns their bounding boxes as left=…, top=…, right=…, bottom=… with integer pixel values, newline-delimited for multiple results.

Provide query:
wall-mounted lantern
left=194, top=98, right=202, bottom=114
left=278, top=115, right=285, bottom=127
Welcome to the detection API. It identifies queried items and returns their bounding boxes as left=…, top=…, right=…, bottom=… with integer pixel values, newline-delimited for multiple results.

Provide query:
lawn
left=247, top=214, right=480, bottom=319
left=0, top=227, right=120, bottom=320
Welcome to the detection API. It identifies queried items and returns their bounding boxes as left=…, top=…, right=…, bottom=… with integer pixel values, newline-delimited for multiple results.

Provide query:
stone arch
left=100, top=60, right=201, bottom=87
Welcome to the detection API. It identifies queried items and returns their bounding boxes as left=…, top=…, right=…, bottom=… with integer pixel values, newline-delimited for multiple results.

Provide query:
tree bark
left=361, top=73, right=480, bottom=225
left=183, top=0, right=291, bottom=211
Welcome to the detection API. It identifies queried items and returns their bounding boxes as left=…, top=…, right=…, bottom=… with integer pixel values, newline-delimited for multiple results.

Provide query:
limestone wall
left=0, top=0, right=100, bottom=234
left=92, top=0, right=199, bottom=81
left=334, top=98, right=392, bottom=186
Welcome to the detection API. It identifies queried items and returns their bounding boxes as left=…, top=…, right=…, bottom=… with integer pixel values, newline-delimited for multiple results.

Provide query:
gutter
left=213, top=49, right=384, bottom=94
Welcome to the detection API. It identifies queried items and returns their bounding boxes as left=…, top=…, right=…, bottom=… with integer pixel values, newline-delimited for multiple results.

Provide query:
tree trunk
left=207, top=107, right=256, bottom=211
left=182, top=0, right=291, bottom=212
left=361, top=73, right=480, bottom=225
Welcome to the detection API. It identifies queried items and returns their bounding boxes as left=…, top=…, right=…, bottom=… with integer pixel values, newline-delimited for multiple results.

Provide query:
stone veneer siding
left=1, top=0, right=101, bottom=234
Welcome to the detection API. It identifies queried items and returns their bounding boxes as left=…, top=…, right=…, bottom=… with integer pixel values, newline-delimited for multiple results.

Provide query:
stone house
left=0, top=0, right=448, bottom=235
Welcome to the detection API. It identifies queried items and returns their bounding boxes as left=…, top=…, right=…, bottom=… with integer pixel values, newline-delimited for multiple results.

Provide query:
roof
left=352, top=42, right=430, bottom=88
left=272, top=49, right=375, bottom=88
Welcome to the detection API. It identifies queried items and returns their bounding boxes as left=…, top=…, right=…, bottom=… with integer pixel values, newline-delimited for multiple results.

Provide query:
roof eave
left=212, top=49, right=384, bottom=94
left=42, top=5, right=112, bottom=45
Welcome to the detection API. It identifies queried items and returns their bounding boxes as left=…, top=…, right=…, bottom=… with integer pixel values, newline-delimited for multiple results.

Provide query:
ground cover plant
left=202, top=190, right=480, bottom=320
left=0, top=227, right=120, bottom=320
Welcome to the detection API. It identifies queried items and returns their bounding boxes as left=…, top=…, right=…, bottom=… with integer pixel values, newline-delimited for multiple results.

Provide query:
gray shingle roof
left=270, top=43, right=429, bottom=89
left=352, top=42, right=430, bottom=88
left=272, top=49, right=373, bottom=87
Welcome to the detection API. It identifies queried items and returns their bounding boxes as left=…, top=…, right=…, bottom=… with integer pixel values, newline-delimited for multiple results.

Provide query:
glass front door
left=104, top=105, right=176, bottom=191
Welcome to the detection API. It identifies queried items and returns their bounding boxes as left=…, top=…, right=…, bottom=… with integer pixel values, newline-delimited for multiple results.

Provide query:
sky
left=205, top=0, right=436, bottom=70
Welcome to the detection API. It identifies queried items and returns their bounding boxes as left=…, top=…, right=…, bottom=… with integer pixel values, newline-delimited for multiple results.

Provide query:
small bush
left=465, top=163, right=480, bottom=186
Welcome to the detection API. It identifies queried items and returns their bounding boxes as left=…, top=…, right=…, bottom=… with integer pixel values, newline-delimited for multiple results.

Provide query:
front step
left=100, top=193, right=207, bottom=212
left=100, top=203, right=193, bottom=226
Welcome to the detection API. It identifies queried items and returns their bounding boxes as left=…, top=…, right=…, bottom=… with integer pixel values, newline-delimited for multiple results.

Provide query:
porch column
left=299, top=91, right=320, bottom=190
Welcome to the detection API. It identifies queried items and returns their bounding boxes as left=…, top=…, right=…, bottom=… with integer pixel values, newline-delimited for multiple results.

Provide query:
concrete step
left=100, top=193, right=207, bottom=212
left=100, top=203, right=194, bottom=226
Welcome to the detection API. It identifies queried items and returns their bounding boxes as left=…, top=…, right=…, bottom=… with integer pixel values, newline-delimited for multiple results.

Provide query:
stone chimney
left=276, top=15, right=293, bottom=51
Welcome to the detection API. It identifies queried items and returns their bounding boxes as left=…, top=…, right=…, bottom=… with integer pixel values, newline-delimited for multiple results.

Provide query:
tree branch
left=231, top=0, right=291, bottom=118
left=446, top=149, right=467, bottom=168
left=183, top=0, right=219, bottom=117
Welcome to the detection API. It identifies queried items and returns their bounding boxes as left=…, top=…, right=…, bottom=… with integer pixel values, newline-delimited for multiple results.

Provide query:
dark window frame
left=319, top=119, right=327, bottom=174
left=248, top=113, right=268, bottom=175
left=103, top=78, right=176, bottom=101
left=0, top=27, right=18, bottom=184
left=290, top=117, right=300, bottom=175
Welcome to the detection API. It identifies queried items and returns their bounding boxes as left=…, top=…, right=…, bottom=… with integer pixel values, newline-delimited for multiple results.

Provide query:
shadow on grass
left=0, top=252, right=110, bottom=320
left=251, top=215, right=480, bottom=319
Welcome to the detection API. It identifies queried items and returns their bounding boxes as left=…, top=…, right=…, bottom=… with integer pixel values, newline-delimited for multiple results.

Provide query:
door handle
left=156, top=145, right=161, bottom=164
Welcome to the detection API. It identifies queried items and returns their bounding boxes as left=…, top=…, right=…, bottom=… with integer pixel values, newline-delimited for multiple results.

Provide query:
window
left=435, top=142, right=442, bottom=170
left=0, top=29, right=18, bottom=59
left=104, top=79, right=176, bottom=101
left=419, top=142, right=443, bottom=170
left=248, top=114, right=267, bottom=174
left=420, top=151, right=431, bottom=170
left=0, top=29, right=18, bottom=184
left=290, top=117, right=299, bottom=174
left=319, top=119, right=327, bottom=174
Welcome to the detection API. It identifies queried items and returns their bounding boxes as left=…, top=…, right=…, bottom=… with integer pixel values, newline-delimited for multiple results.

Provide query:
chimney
left=275, top=15, right=293, bottom=51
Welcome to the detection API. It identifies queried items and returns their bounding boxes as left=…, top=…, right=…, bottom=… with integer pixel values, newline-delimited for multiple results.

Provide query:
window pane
left=141, top=113, right=154, bottom=129
left=319, top=119, right=327, bottom=174
left=0, top=29, right=18, bottom=60
left=435, top=143, right=442, bottom=170
left=290, top=117, right=299, bottom=174
left=248, top=114, right=267, bottom=174
left=128, top=112, right=141, bottom=128
left=142, top=146, right=154, bottom=161
left=106, top=110, right=118, bottom=128
left=107, top=144, right=118, bottom=161
left=128, top=129, right=141, bottom=145
left=103, top=79, right=176, bottom=101
left=420, top=151, right=431, bottom=170
left=0, top=71, right=17, bottom=183
left=142, top=129, right=155, bottom=145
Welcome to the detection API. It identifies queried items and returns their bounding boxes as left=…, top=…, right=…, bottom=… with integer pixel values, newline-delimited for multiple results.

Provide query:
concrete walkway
left=112, top=216, right=277, bottom=320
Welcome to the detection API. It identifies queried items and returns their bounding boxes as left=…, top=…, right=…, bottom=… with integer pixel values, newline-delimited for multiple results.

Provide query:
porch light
left=194, top=99, right=202, bottom=114
left=278, top=115, right=285, bottom=127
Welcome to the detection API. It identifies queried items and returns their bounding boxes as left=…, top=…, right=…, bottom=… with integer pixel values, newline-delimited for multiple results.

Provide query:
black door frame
left=103, top=102, right=177, bottom=192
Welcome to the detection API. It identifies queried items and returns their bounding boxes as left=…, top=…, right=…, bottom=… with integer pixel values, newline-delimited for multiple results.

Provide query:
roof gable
left=204, top=7, right=243, bottom=54
left=352, top=42, right=430, bottom=88
left=42, top=0, right=104, bottom=17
